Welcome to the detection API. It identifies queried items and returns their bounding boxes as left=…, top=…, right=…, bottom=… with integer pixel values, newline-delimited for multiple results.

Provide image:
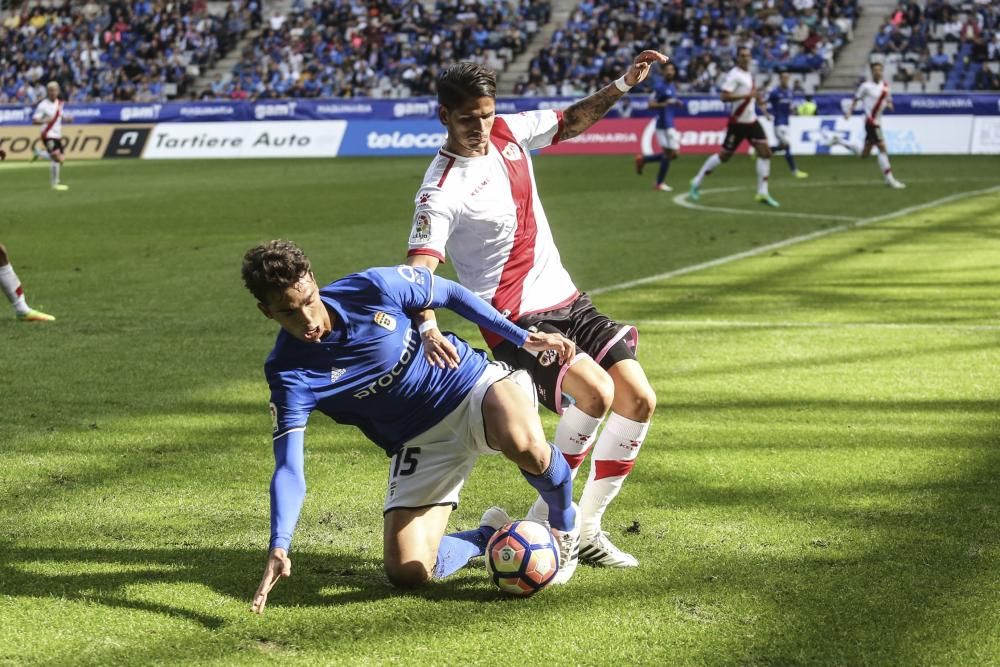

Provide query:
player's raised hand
left=523, top=331, right=575, bottom=366
left=251, top=548, right=291, bottom=614
left=624, top=50, right=669, bottom=87
left=420, top=327, right=461, bottom=369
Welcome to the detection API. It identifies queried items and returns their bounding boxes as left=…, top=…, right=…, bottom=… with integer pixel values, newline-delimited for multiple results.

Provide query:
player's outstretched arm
left=560, top=50, right=668, bottom=141
left=252, top=428, right=307, bottom=613
left=405, top=254, right=461, bottom=368
left=428, top=274, right=574, bottom=365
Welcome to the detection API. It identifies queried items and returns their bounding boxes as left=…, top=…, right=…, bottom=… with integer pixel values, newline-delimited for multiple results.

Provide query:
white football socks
left=693, top=153, right=722, bottom=187
left=527, top=404, right=604, bottom=522
left=0, top=264, right=29, bottom=315
left=50, top=161, right=60, bottom=186
left=578, top=412, right=649, bottom=538
left=877, top=152, right=893, bottom=182
left=756, top=158, right=771, bottom=195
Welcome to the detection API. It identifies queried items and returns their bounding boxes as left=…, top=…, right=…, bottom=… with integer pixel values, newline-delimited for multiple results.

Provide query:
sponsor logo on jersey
left=354, top=329, right=418, bottom=399
left=501, top=143, right=521, bottom=161
left=268, top=402, right=278, bottom=432
left=330, top=367, right=346, bottom=383
left=374, top=311, right=397, bottom=331
left=410, top=213, right=432, bottom=242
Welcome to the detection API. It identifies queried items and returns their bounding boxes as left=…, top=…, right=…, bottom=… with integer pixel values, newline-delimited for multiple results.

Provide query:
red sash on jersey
left=868, top=83, right=888, bottom=126
left=41, top=100, right=62, bottom=139
left=481, top=117, right=537, bottom=349
left=731, top=83, right=755, bottom=124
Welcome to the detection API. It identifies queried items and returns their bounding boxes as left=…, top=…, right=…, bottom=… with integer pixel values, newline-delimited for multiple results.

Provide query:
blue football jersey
left=769, top=86, right=794, bottom=126
left=265, top=266, right=491, bottom=455
left=653, top=82, right=677, bottom=129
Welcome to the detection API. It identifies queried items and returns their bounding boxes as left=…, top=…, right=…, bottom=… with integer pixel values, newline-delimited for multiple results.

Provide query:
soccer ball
left=485, top=520, right=559, bottom=596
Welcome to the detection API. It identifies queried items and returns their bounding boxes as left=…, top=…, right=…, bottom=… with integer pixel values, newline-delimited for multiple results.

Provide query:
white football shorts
left=656, top=128, right=681, bottom=151
left=383, top=362, right=535, bottom=512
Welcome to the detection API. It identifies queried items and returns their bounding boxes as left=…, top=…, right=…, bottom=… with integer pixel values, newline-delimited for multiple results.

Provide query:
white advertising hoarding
left=790, top=116, right=973, bottom=155
left=143, top=121, right=347, bottom=159
left=971, top=117, right=1000, bottom=154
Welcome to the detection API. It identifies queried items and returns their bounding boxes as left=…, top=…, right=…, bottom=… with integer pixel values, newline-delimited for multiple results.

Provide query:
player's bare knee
left=632, top=385, right=657, bottom=421
left=719, top=151, right=733, bottom=163
left=384, top=559, right=433, bottom=589
left=574, top=372, right=615, bottom=417
left=0, top=243, right=8, bottom=264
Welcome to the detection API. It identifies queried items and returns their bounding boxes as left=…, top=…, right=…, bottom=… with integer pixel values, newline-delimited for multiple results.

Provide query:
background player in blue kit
left=635, top=61, right=683, bottom=192
left=765, top=71, right=808, bottom=179
left=243, top=240, right=579, bottom=613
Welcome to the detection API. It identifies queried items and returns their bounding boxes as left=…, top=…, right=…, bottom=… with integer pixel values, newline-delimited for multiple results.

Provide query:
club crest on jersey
left=501, top=143, right=521, bottom=161
left=374, top=311, right=397, bottom=331
left=410, top=213, right=431, bottom=242
left=330, top=367, right=346, bottom=383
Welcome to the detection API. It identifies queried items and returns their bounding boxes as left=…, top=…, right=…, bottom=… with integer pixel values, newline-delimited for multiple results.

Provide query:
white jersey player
left=405, top=57, right=666, bottom=571
left=839, top=62, right=905, bottom=189
left=688, top=47, right=779, bottom=207
left=31, top=81, right=72, bottom=191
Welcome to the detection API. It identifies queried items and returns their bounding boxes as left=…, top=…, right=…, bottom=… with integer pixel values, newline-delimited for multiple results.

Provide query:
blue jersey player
left=635, top=61, right=683, bottom=191
left=244, top=240, right=580, bottom=613
left=765, top=71, right=808, bottom=179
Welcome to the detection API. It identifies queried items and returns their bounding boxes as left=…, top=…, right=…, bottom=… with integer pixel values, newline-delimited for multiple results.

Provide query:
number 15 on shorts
left=392, top=447, right=421, bottom=478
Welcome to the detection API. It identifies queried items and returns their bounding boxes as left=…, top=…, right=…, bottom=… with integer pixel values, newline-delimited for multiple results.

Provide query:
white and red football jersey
left=408, top=110, right=579, bottom=348
left=33, top=98, right=64, bottom=139
left=854, top=80, right=891, bottom=126
left=721, top=66, right=757, bottom=124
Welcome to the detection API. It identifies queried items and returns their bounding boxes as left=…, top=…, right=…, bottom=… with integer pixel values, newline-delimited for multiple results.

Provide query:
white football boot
left=888, top=179, right=907, bottom=189
left=549, top=503, right=580, bottom=585
left=479, top=506, right=512, bottom=531
left=579, top=530, right=639, bottom=568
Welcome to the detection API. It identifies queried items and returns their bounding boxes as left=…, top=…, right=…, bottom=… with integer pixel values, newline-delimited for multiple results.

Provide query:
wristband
left=418, top=320, right=438, bottom=335
left=614, top=76, right=632, bottom=93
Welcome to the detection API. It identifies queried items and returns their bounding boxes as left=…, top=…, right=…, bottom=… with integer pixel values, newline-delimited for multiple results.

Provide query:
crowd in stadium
left=514, top=0, right=859, bottom=96
left=0, top=0, right=258, bottom=104
left=2, top=0, right=998, bottom=102
left=215, top=0, right=551, bottom=100
left=870, top=0, right=999, bottom=91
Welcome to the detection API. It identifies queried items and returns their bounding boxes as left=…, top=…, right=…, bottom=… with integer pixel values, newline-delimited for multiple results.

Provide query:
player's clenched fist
left=251, top=548, right=291, bottom=614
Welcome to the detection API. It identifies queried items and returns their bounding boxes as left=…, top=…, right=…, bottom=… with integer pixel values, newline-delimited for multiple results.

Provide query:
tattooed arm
left=560, top=50, right=669, bottom=141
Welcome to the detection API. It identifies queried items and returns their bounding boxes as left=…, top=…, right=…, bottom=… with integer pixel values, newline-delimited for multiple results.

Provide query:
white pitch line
left=672, top=197, right=859, bottom=221
left=668, top=176, right=997, bottom=222
left=636, top=319, right=1000, bottom=332
left=590, top=184, right=1000, bottom=296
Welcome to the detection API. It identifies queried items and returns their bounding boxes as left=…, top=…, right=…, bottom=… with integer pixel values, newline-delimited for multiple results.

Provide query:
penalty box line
left=590, top=185, right=1000, bottom=296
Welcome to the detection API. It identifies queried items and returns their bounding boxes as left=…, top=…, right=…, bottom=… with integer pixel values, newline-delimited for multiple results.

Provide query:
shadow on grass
left=0, top=545, right=507, bottom=631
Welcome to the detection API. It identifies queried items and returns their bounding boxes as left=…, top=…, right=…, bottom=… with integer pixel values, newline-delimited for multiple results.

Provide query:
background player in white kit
left=32, top=81, right=72, bottom=191
left=835, top=63, right=906, bottom=189
left=405, top=56, right=665, bottom=569
left=688, top=47, right=780, bottom=208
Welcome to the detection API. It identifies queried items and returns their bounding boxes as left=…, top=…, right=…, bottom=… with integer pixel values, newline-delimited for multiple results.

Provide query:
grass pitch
left=1, top=154, right=999, bottom=665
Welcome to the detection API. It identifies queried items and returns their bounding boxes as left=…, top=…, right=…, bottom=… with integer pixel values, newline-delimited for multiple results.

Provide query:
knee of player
left=0, top=243, right=7, bottom=264
left=384, top=559, right=433, bottom=589
left=629, top=384, right=657, bottom=421
left=574, top=372, right=615, bottom=417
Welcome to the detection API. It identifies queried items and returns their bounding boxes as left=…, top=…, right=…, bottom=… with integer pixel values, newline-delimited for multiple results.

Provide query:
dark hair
left=437, top=61, right=496, bottom=109
left=241, top=239, right=312, bottom=302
